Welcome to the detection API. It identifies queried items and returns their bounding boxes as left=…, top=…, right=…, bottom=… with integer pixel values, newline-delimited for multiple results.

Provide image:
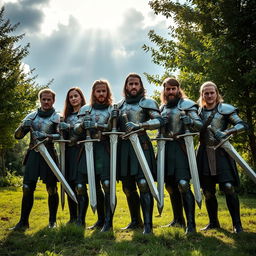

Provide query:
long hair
left=198, top=81, right=223, bottom=107
left=38, top=88, right=56, bottom=101
left=90, top=79, right=113, bottom=106
left=122, top=73, right=146, bottom=97
left=160, top=77, right=187, bottom=104
left=63, top=87, right=86, bottom=120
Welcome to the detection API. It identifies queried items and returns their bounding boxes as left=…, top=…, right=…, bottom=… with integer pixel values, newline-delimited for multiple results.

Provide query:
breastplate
left=66, top=113, right=79, bottom=142
left=32, top=114, right=57, bottom=134
left=90, top=107, right=110, bottom=124
left=119, top=102, right=147, bottom=130
left=200, top=109, right=228, bottom=146
left=161, top=105, right=184, bottom=136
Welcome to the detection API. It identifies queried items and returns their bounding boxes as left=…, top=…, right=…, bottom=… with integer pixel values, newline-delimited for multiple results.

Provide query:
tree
left=143, top=0, right=256, bottom=165
left=0, top=7, right=44, bottom=176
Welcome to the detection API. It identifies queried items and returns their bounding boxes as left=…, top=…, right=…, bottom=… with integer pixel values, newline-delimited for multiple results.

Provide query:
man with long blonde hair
left=197, top=81, right=247, bottom=233
left=74, top=79, right=115, bottom=232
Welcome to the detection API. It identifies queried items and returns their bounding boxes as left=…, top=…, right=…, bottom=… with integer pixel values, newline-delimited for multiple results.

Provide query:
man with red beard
left=160, top=78, right=202, bottom=234
left=117, top=73, right=164, bottom=234
left=74, top=80, right=115, bottom=231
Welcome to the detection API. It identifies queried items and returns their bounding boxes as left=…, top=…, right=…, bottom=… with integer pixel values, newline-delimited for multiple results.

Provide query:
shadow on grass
left=1, top=224, right=256, bottom=256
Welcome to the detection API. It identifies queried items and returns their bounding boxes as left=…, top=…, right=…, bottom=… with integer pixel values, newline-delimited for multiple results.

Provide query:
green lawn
left=0, top=182, right=255, bottom=256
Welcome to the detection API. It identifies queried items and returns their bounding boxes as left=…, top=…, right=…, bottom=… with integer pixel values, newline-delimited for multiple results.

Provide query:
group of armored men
left=11, top=73, right=249, bottom=235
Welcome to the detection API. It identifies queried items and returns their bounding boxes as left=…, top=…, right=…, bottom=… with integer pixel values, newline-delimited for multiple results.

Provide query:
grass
left=0, top=182, right=255, bottom=256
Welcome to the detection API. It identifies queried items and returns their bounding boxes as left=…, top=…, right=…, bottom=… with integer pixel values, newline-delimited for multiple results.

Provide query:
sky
left=1, top=0, right=171, bottom=112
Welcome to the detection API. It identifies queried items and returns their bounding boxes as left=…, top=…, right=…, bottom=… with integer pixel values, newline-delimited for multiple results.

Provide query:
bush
left=0, top=170, right=23, bottom=187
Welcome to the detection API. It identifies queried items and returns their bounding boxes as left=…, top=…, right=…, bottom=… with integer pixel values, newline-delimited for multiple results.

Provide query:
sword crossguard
left=121, top=128, right=144, bottom=140
left=213, top=134, right=233, bottom=150
left=53, top=139, right=71, bottom=143
left=176, top=132, right=199, bottom=139
left=77, top=138, right=100, bottom=144
left=30, top=137, right=49, bottom=151
left=102, top=131, right=125, bottom=136
left=151, top=137, right=174, bottom=141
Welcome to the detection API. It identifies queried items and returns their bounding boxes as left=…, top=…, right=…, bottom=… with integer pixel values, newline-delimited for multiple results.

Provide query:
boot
left=88, top=188, right=105, bottom=229
left=101, top=193, right=113, bottom=232
left=225, top=193, right=243, bottom=233
left=122, top=191, right=143, bottom=230
left=76, top=193, right=89, bottom=227
left=140, top=192, right=153, bottom=234
left=10, top=190, right=34, bottom=231
left=163, top=190, right=185, bottom=228
left=67, top=196, right=78, bottom=224
left=182, top=190, right=196, bottom=234
left=201, top=196, right=220, bottom=231
left=48, top=192, right=59, bottom=228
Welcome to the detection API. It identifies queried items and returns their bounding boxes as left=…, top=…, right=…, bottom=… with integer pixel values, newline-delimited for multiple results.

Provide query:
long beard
left=166, top=94, right=180, bottom=107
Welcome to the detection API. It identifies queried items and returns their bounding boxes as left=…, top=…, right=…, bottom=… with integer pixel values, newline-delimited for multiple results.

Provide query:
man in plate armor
left=74, top=80, right=114, bottom=231
left=117, top=73, right=164, bottom=234
left=197, top=81, right=247, bottom=233
left=12, top=88, right=60, bottom=230
left=160, top=78, right=203, bottom=234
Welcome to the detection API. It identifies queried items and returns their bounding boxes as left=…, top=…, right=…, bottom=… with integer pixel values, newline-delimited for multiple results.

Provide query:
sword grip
left=112, top=104, right=118, bottom=131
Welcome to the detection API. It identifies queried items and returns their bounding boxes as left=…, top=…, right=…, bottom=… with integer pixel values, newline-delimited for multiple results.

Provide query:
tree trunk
left=0, top=148, right=6, bottom=176
left=245, top=106, right=256, bottom=166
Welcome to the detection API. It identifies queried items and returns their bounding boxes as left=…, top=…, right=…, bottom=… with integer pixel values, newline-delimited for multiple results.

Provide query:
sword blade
left=156, top=140, right=165, bottom=215
left=59, top=142, right=66, bottom=210
left=84, top=142, right=97, bottom=213
left=221, top=141, right=256, bottom=184
left=36, top=143, right=77, bottom=203
left=183, top=136, right=202, bottom=208
left=129, top=133, right=160, bottom=203
left=109, top=134, right=118, bottom=213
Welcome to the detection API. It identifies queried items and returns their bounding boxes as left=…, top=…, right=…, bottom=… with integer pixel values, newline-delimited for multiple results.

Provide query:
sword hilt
left=180, top=110, right=190, bottom=134
left=112, top=104, right=118, bottom=132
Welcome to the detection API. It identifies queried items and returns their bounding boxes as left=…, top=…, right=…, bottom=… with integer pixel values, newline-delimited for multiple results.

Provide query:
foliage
left=0, top=170, right=22, bottom=187
left=0, top=7, right=46, bottom=174
left=0, top=183, right=256, bottom=255
left=144, top=0, right=256, bottom=165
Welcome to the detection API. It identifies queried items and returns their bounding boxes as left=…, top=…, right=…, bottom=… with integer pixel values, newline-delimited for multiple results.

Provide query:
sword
left=54, top=121, right=71, bottom=210
left=209, top=127, right=256, bottom=184
left=122, top=114, right=160, bottom=204
left=177, top=112, right=202, bottom=209
left=77, top=111, right=98, bottom=213
left=151, top=126, right=166, bottom=215
left=30, top=134, right=77, bottom=204
left=102, top=104, right=125, bottom=213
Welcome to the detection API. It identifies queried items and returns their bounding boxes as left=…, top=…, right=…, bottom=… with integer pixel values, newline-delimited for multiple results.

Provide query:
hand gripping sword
left=77, top=111, right=99, bottom=213
left=209, top=126, right=256, bottom=184
left=102, top=104, right=125, bottom=213
left=176, top=112, right=202, bottom=209
left=30, top=130, right=77, bottom=204
left=54, top=121, right=71, bottom=210
left=122, top=114, right=160, bottom=204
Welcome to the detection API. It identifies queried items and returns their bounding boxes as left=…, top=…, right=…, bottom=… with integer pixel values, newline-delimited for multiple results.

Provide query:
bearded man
left=160, top=78, right=203, bottom=234
left=116, top=73, right=164, bottom=234
left=74, top=80, right=115, bottom=231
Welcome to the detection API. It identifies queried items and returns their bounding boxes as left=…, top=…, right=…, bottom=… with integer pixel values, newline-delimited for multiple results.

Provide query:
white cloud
left=2, top=0, right=170, bottom=111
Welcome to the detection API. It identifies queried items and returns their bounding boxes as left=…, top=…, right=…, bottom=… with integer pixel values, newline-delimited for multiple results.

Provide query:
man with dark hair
left=74, top=80, right=115, bottom=231
left=160, top=77, right=203, bottom=234
left=117, top=73, right=164, bottom=234
left=197, top=81, right=247, bottom=233
left=12, top=88, right=60, bottom=230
